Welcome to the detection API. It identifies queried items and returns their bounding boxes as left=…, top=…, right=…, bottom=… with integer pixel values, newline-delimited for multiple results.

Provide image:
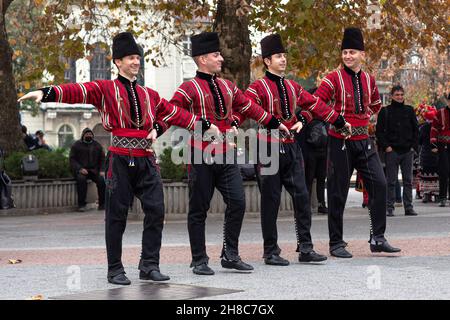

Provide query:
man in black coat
left=376, top=85, right=419, bottom=216
left=69, top=128, right=106, bottom=211
left=297, top=88, right=329, bottom=215
left=35, top=130, right=52, bottom=151
left=21, top=125, right=37, bottom=151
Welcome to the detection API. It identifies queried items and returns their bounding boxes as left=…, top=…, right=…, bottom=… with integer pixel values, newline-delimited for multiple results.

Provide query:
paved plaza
left=1, top=190, right=449, bottom=300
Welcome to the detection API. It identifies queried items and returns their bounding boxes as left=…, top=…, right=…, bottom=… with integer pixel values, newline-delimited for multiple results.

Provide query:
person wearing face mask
left=69, top=127, right=106, bottom=212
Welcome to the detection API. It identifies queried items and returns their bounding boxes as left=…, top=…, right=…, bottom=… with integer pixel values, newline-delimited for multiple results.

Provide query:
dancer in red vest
left=314, top=28, right=401, bottom=258
left=242, top=34, right=350, bottom=266
left=170, top=32, right=289, bottom=275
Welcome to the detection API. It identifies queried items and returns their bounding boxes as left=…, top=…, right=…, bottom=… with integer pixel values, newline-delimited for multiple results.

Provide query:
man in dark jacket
left=376, top=85, right=419, bottom=216
left=70, top=128, right=106, bottom=211
left=21, top=125, right=37, bottom=151
left=299, top=119, right=329, bottom=214
left=297, top=87, right=329, bottom=214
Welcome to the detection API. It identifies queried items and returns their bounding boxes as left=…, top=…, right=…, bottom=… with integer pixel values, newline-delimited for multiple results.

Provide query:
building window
left=58, top=124, right=74, bottom=149
left=64, top=59, right=77, bottom=83
left=182, top=36, right=191, bottom=56
left=90, top=44, right=111, bottom=80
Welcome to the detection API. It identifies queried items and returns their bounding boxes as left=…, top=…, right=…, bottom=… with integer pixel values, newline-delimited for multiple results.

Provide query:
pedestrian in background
left=431, top=94, right=450, bottom=207
left=376, top=85, right=419, bottom=216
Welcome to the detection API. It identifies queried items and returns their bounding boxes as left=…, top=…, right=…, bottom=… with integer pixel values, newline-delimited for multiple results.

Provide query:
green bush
left=158, top=147, right=186, bottom=181
left=3, top=151, right=24, bottom=179
left=4, top=148, right=71, bottom=180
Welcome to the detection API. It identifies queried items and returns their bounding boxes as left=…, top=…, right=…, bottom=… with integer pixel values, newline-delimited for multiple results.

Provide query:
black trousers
left=75, top=171, right=105, bottom=207
left=187, top=151, right=245, bottom=267
left=438, top=144, right=450, bottom=200
left=327, top=136, right=387, bottom=251
left=304, top=149, right=327, bottom=204
left=385, top=150, right=414, bottom=211
left=256, top=142, right=313, bottom=258
left=104, top=153, right=164, bottom=277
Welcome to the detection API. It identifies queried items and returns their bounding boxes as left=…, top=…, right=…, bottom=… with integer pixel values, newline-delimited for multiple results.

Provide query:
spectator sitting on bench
left=70, top=128, right=106, bottom=212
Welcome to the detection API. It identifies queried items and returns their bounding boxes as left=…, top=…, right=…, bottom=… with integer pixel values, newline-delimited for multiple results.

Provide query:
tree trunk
left=0, top=0, right=23, bottom=155
left=213, top=0, right=252, bottom=90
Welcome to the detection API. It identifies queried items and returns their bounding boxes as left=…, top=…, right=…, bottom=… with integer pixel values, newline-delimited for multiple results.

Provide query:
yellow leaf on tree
left=24, top=82, right=31, bottom=90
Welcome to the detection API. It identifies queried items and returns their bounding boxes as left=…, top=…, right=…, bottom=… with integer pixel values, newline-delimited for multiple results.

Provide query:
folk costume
left=170, top=32, right=281, bottom=271
left=418, top=106, right=439, bottom=202
left=242, top=34, right=344, bottom=262
left=314, top=28, right=398, bottom=254
left=41, top=32, right=208, bottom=281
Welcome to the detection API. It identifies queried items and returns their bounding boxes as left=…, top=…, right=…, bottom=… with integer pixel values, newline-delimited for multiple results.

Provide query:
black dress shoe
left=221, top=258, right=254, bottom=271
left=108, top=273, right=131, bottom=285
left=330, top=247, right=353, bottom=258
left=299, top=250, right=327, bottom=263
left=318, top=204, right=328, bottom=214
left=387, top=209, right=394, bottom=217
left=139, top=270, right=170, bottom=281
left=405, top=209, right=418, bottom=216
left=193, top=263, right=215, bottom=275
left=422, top=194, right=431, bottom=203
left=264, top=254, right=290, bottom=266
left=370, top=241, right=401, bottom=253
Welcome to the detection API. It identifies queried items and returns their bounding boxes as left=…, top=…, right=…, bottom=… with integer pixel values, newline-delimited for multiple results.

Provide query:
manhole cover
left=51, top=282, right=241, bottom=300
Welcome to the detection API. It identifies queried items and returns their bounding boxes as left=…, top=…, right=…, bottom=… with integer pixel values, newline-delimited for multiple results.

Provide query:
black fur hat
left=341, top=27, right=365, bottom=51
left=261, top=34, right=285, bottom=58
left=191, top=32, right=220, bottom=57
left=112, top=32, right=143, bottom=60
